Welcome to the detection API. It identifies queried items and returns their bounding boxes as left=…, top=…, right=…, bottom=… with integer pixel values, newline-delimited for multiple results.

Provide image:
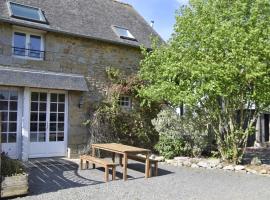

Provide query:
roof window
left=113, top=26, right=137, bottom=41
left=8, top=2, right=47, bottom=23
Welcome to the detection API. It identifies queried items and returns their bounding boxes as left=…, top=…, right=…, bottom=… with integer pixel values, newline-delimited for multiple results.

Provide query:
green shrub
left=1, top=152, right=25, bottom=177
left=152, top=108, right=214, bottom=158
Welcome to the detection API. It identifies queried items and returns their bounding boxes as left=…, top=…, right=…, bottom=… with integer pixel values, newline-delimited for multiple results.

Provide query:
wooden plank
left=123, top=153, right=128, bottom=181
left=92, top=143, right=151, bottom=154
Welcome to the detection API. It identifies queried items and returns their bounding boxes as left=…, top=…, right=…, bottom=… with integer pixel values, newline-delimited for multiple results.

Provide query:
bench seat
left=80, top=155, right=118, bottom=182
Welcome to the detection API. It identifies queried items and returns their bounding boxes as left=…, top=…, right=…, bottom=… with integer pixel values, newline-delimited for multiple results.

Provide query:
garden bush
left=152, top=108, right=214, bottom=159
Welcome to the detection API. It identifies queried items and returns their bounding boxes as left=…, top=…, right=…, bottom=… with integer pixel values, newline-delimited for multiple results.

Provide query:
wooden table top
left=92, top=143, right=151, bottom=154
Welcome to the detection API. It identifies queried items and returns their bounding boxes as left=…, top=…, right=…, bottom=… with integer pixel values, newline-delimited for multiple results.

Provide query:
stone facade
left=0, top=22, right=143, bottom=157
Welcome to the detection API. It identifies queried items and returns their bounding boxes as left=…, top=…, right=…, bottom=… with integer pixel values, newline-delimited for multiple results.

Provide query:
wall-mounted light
left=78, top=95, right=84, bottom=108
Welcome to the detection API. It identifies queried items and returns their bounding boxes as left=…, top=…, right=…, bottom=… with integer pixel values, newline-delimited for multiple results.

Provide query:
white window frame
left=12, top=29, right=45, bottom=61
left=118, top=96, right=132, bottom=108
left=7, top=1, right=47, bottom=23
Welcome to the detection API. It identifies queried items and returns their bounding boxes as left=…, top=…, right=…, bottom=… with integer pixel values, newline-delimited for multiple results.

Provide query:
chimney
left=150, top=20, right=154, bottom=28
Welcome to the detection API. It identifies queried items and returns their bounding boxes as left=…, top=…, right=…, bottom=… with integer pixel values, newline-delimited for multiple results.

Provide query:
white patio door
left=29, top=90, right=68, bottom=158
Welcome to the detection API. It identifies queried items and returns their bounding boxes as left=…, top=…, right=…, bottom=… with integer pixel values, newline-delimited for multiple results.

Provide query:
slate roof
left=0, top=0, right=163, bottom=48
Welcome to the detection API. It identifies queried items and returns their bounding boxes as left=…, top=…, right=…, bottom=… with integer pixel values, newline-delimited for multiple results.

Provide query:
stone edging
left=160, top=156, right=270, bottom=176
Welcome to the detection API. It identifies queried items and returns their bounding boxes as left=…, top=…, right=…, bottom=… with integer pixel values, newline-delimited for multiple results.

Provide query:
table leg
left=123, top=153, right=128, bottom=181
left=119, top=154, right=123, bottom=166
left=145, top=153, right=150, bottom=178
left=92, top=146, right=96, bottom=169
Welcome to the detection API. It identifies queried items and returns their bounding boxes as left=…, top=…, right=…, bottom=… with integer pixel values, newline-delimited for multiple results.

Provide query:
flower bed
left=1, top=153, right=28, bottom=198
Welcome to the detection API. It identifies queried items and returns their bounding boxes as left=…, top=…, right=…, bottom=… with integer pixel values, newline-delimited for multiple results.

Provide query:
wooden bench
left=126, top=154, right=158, bottom=177
left=80, top=155, right=118, bottom=182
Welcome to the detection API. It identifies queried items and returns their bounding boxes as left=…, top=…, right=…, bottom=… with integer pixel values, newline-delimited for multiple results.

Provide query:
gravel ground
left=12, top=158, right=270, bottom=200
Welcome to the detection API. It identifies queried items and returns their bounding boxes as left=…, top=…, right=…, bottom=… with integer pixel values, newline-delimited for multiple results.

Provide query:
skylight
left=8, top=2, right=47, bottom=23
left=113, top=26, right=137, bottom=41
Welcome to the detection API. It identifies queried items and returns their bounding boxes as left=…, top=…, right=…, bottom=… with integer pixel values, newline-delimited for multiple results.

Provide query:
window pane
left=31, top=102, right=38, bottom=111
left=49, top=132, right=57, bottom=141
left=39, top=123, right=46, bottom=132
left=9, top=112, right=17, bottom=121
left=10, top=2, right=43, bottom=21
left=40, top=93, right=47, bottom=101
left=58, top=123, right=64, bottom=131
left=8, top=133, right=17, bottom=143
left=31, top=92, right=39, bottom=101
left=50, top=113, right=57, bottom=122
left=10, top=91, right=18, bottom=100
left=57, top=132, right=64, bottom=141
left=29, top=35, right=41, bottom=58
left=39, top=103, right=46, bottom=111
left=30, top=133, right=37, bottom=142
left=51, top=94, right=57, bottom=102
left=39, top=113, right=46, bottom=121
left=1, top=112, right=8, bottom=121
left=1, top=133, right=7, bottom=143
left=14, top=32, right=26, bottom=56
left=50, top=103, right=57, bottom=112
left=1, top=123, right=8, bottom=132
left=58, top=104, right=65, bottom=112
left=9, top=123, right=17, bottom=132
left=0, top=101, right=8, bottom=110
left=9, top=102, right=17, bottom=111
left=0, top=91, right=9, bottom=100
left=50, top=123, right=56, bottom=131
left=38, top=132, right=46, bottom=142
left=31, top=112, right=38, bottom=121
left=59, top=94, right=65, bottom=103
left=30, top=123, right=38, bottom=132
left=58, top=113, right=64, bottom=122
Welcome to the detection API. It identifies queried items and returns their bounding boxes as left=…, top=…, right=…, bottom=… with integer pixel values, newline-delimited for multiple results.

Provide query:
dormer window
left=113, top=26, right=137, bottom=41
left=8, top=2, right=47, bottom=24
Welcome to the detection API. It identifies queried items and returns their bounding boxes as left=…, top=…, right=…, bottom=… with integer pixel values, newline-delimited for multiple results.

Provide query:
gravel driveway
left=14, top=158, right=270, bottom=200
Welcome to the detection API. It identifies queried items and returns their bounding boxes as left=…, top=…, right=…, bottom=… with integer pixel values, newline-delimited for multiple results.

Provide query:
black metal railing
left=12, top=47, right=45, bottom=60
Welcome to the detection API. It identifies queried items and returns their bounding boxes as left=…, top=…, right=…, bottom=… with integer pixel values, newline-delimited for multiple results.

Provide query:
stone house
left=0, top=0, right=161, bottom=160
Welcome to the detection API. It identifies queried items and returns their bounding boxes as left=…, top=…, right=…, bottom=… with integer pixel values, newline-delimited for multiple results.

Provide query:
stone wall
left=0, top=22, right=143, bottom=157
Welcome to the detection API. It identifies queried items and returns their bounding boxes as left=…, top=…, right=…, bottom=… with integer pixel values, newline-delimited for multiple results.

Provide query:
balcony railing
left=12, top=47, right=45, bottom=60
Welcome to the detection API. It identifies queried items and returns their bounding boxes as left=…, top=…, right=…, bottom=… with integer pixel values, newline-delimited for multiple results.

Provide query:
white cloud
left=176, top=0, right=189, bottom=5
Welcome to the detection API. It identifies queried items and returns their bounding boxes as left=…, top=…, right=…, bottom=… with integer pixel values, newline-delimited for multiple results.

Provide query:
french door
left=29, top=90, right=67, bottom=158
left=0, top=88, right=22, bottom=159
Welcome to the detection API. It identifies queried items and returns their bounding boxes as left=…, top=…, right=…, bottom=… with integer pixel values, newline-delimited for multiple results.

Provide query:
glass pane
left=38, top=132, right=46, bottom=142
left=40, top=93, right=47, bottom=102
left=58, top=113, right=64, bottom=122
left=9, top=123, right=17, bottom=132
left=10, top=101, right=17, bottom=111
left=9, top=112, right=17, bottom=121
left=39, top=103, right=46, bottom=111
left=39, top=123, right=46, bottom=132
left=1, top=112, right=8, bottom=121
left=31, top=92, right=38, bottom=101
left=10, top=91, right=18, bottom=100
left=50, top=103, right=57, bottom=112
left=0, top=91, right=9, bottom=100
left=29, top=35, right=41, bottom=58
left=10, top=2, right=43, bottom=21
left=1, top=123, right=8, bottom=132
left=1, top=133, right=7, bottom=143
left=50, top=113, right=57, bottom=122
left=51, top=94, right=57, bottom=102
left=58, top=104, right=64, bottom=112
left=59, top=94, right=65, bottom=103
left=114, top=27, right=134, bottom=39
left=39, top=113, right=46, bottom=121
left=0, top=101, right=8, bottom=110
left=31, top=112, right=38, bottom=121
left=30, top=123, right=38, bottom=132
left=58, top=123, right=64, bottom=131
left=8, top=133, right=17, bottom=143
left=49, top=132, right=56, bottom=141
left=50, top=123, right=56, bottom=131
left=31, top=102, right=38, bottom=111
left=13, top=32, right=26, bottom=56
left=30, top=133, right=37, bottom=142
left=57, top=132, right=64, bottom=141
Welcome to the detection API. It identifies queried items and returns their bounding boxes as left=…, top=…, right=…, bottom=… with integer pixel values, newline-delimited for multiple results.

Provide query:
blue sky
left=121, top=0, right=189, bottom=41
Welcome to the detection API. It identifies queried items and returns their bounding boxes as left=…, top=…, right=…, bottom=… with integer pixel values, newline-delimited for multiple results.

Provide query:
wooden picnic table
left=91, top=143, right=151, bottom=181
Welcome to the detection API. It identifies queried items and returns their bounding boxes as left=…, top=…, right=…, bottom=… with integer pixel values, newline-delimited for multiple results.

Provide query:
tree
left=140, top=0, right=270, bottom=164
